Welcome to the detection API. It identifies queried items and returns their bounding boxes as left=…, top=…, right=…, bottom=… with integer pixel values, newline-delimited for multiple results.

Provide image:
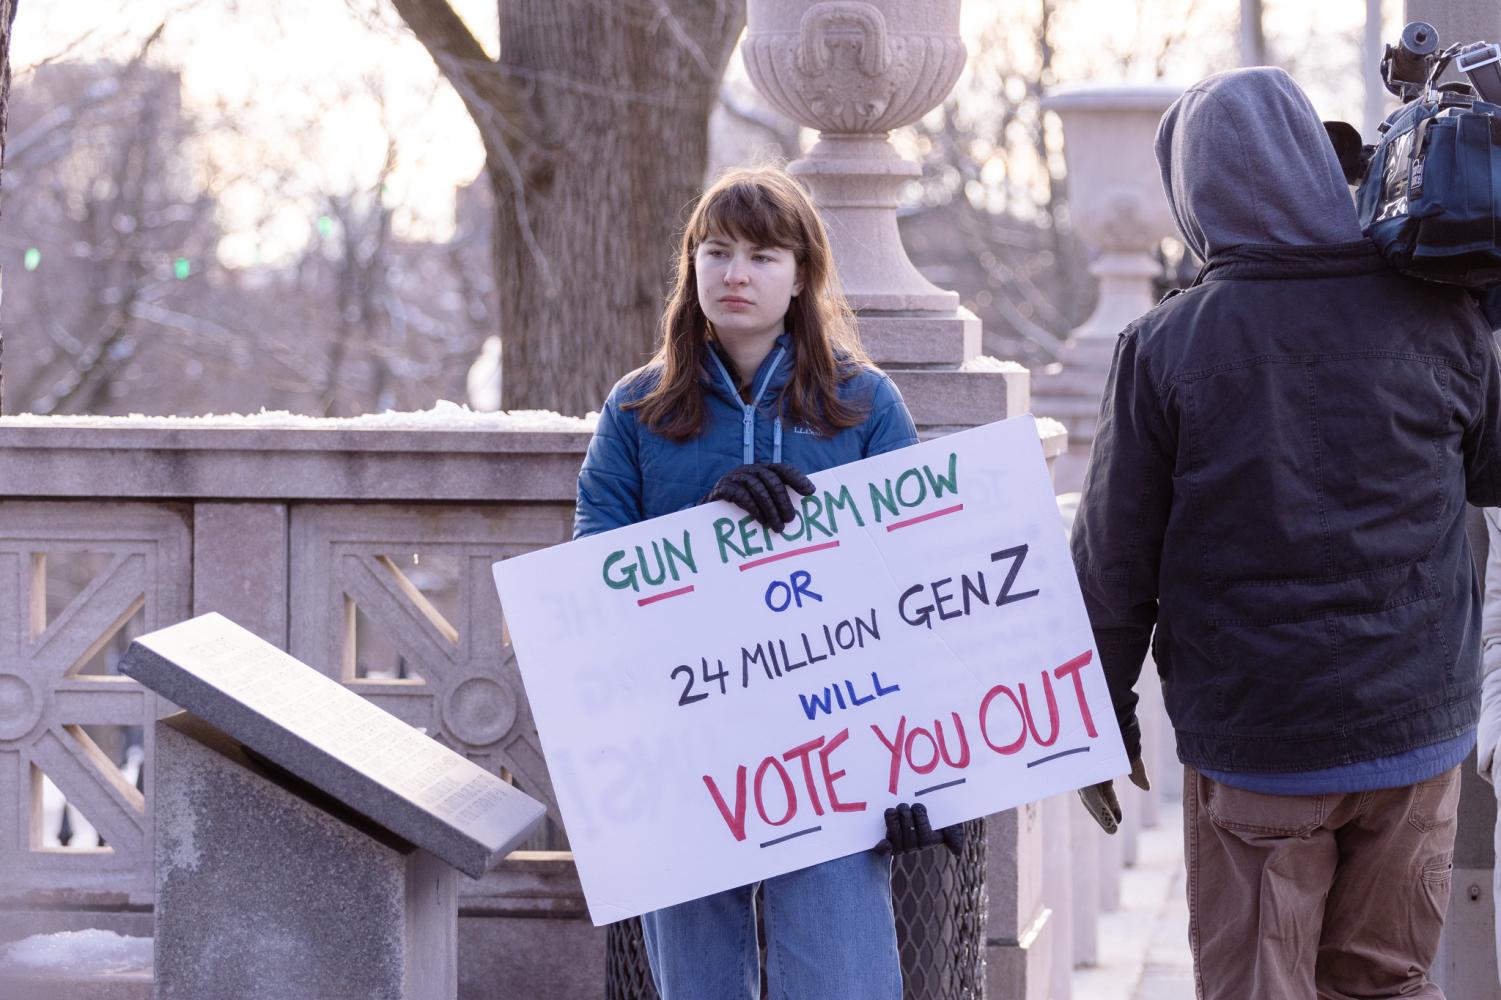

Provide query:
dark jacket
left=575, top=332, right=918, bottom=538
left=1072, top=67, right=1501, bottom=771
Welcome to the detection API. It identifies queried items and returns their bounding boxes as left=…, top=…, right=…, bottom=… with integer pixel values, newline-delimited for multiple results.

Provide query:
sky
left=15, top=0, right=497, bottom=265
left=13, top=0, right=1401, bottom=268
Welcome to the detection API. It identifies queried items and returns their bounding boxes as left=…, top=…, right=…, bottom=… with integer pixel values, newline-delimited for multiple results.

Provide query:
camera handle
left=1457, top=43, right=1501, bottom=104
left=1414, top=44, right=1479, bottom=106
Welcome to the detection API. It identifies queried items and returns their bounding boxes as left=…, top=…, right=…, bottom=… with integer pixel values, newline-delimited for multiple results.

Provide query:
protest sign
left=491, top=414, right=1127, bottom=925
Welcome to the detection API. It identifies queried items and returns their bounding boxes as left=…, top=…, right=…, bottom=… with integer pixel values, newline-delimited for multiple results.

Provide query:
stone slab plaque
left=154, top=713, right=457, bottom=1000
left=121, top=612, right=545, bottom=878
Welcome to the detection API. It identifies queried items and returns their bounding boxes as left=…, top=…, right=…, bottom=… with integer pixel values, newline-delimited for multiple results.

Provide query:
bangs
left=689, top=181, right=804, bottom=253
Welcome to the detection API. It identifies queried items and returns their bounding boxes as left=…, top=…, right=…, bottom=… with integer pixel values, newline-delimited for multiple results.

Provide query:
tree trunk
left=0, top=0, right=17, bottom=412
left=392, top=0, right=744, bottom=415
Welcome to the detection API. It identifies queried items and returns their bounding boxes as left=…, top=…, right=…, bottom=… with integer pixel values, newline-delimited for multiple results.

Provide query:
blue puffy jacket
left=575, top=332, right=918, bottom=538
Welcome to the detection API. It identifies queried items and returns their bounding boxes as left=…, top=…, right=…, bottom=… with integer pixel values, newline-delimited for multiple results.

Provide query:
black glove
left=872, top=802, right=965, bottom=858
left=703, top=463, right=815, bottom=532
left=1077, top=757, right=1151, bottom=835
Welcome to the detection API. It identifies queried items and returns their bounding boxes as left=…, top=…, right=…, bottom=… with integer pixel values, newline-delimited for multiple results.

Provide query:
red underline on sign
left=886, top=503, right=965, bottom=532
left=637, top=585, right=695, bottom=607
left=739, top=540, right=841, bottom=572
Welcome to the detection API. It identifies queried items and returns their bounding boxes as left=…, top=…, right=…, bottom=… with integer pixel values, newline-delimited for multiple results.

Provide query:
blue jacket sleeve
left=574, top=390, right=644, bottom=539
left=1068, top=329, right=1174, bottom=764
left=863, top=374, right=919, bottom=457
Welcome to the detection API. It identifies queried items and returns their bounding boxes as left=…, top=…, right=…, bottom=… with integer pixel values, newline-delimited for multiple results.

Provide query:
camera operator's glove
left=1323, top=120, right=1375, bottom=186
left=873, top=802, right=965, bottom=858
left=1077, top=758, right=1151, bottom=835
left=703, top=463, right=815, bottom=532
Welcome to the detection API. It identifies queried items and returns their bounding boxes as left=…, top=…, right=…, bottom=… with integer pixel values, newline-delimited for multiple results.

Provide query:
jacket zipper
left=708, top=346, right=786, bottom=464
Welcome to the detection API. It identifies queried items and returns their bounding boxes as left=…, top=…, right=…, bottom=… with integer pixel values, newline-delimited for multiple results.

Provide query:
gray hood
left=1155, top=67, right=1361, bottom=261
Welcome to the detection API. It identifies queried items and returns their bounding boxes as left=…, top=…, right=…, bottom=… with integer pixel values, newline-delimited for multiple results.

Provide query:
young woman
left=574, top=166, right=948, bottom=998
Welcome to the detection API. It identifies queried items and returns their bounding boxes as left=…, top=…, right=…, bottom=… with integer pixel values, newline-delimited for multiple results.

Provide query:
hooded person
left=1071, top=66, right=1501, bottom=999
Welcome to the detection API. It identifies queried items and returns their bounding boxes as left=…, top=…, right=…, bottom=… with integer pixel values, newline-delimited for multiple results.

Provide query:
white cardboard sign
left=492, top=415, right=1127, bottom=925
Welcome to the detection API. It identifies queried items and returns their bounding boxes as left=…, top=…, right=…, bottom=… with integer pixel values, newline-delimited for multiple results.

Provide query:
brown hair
left=626, top=166, right=872, bottom=441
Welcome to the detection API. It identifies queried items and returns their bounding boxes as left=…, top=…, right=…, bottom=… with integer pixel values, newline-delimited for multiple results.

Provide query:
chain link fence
left=606, top=817, right=988, bottom=1000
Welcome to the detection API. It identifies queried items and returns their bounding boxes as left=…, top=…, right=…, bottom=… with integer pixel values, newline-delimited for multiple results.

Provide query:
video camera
left=1341, top=21, right=1501, bottom=288
left=1380, top=21, right=1501, bottom=106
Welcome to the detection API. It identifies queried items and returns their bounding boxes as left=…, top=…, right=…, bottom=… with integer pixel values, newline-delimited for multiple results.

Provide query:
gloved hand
left=703, top=463, right=815, bottom=532
left=1077, top=757, right=1151, bottom=835
left=873, top=802, right=965, bottom=858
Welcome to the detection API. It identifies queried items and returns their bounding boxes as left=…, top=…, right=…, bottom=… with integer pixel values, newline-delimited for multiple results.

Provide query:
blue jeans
left=640, top=851, right=902, bottom=999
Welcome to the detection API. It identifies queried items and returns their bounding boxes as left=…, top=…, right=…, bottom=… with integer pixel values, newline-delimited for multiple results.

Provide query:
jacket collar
left=1198, top=239, right=1389, bottom=284
left=702, top=332, right=794, bottom=405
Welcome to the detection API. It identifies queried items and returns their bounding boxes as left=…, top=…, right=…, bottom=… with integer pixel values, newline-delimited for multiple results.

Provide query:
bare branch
left=387, top=0, right=527, bottom=159
left=439, top=61, right=556, bottom=291
left=14, top=28, right=103, bottom=82
left=648, top=0, right=715, bottom=79
left=11, top=21, right=165, bottom=167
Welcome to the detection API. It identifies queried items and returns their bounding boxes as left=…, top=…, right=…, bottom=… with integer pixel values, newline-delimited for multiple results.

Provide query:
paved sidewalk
left=1071, top=800, right=1195, bottom=1000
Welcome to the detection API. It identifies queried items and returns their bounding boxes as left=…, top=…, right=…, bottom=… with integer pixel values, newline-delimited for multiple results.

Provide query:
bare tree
left=3, top=45, right=494, bottom=418
left=899, top=0, right=1230, bottom=366
left=5, top=51, right=224, bottom=415
left=905, top=0, right=1089, bottom=365
left=388, top=0, right=745, bottom=414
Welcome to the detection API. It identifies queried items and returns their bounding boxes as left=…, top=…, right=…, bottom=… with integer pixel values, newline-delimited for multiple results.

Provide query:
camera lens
left=1402, top=21, right=1439, bottom=57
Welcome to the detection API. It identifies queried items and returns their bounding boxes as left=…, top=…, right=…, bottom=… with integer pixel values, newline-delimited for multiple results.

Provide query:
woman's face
left=695, top=232, right=803, bottom=346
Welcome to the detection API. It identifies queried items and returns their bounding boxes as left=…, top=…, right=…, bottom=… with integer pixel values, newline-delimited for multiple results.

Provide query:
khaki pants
left=1185, top=765, right=1460, bottom=1000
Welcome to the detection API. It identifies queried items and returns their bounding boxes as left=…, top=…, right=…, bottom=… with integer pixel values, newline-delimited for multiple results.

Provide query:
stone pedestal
left=154, top=714, right=458, bottom=1000
left=458, top=857, right=606, bottom=1000
left=1118, top=781, right=1142, bottom=866
left=889, top=356, right=1030, bottom=435
left=1030, top=340, right=1114, bottom=493
left=742, top=0, right=1020, bottom=442
left=857, top=312, right=980, bottom=365
left=1069, top=802, right=1100, bottom=967
left=1136, top=664, right=1168, bottom=830
left=1097, top=817, right=1123, bottom=912
left=1033, top=86, right=1181, bottom=494
left=742, top=0, right=965, bottom=313
left=789, top=136, right=960, bottom=312
left=985, top=802, right=1052, bottom=1000
left=1040, top=794, right=1075, bottom=999
left=1042, top=86, right=1180, bottom=344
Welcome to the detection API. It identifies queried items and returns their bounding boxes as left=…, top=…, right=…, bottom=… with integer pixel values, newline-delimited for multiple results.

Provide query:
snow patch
left=958, top=356, right=1026, bottom=374
left=0, top=400, right=597, bottom=432
left=1034, top=416, right=1069, bottom=439
left=0, top=930, right=151, bottom=975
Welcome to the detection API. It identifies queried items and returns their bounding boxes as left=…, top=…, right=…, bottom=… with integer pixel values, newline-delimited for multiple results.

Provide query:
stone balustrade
left=3, top=412, right=1169, bottom=1000
left=0, top=415, right=609, bottom=997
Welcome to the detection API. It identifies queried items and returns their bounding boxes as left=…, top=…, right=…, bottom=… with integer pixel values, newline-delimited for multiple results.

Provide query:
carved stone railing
left=0, top=410, right=1065, bottom=997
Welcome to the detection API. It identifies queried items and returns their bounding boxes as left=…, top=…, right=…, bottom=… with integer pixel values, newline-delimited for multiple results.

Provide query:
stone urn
left=743, top=0, right=967, bottom=311
left=1043, top=85, right=1182, bottom=342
